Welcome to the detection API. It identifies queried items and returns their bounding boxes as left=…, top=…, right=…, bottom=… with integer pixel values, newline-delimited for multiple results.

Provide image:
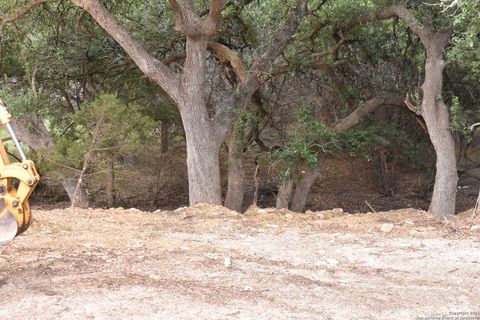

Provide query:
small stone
left=316, top=213, right=326, bottom=219
left=404, top=219, right=414, bottom=226
left=380, top=223, right=394, bottom=233
left=285, top=213, right=293, bottom=219
left=305, top=210, right=314, bottom=215
left=243, top=285, right=253, bottom=291
left=224, top=257, right=232, bottom=267
left=471, top=225, right=480, bottom=231
left=326, top=258, right=339, bottom=267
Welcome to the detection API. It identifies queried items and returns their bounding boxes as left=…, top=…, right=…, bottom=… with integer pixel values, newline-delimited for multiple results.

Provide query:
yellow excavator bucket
left=0, top=99, right=40, bottom=245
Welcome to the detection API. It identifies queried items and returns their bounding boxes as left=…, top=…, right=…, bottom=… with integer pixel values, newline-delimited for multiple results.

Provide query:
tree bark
left=182, top=118, right=222, bottom=205
left=177, top=38, right=223, bottom=205
left=421, top=33, right=458, bottom=218
left=224, top=131, right=245, bottom=212
left=276, top=175, right=293, bottom=209
left=290, top=166, right=321, bottom=212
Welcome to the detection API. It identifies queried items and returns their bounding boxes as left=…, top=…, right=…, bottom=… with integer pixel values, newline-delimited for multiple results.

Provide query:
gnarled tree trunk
left=181, top=117, right=222, bottom=205
left=344, top=5, right=458, bottom=218
left=276, top=175, right=293, bottom=209
left=290, top=165, right=321, bottom=212
left=421, top=33, right=458, bottom=218
left=178, top=38, right=223, bottom=205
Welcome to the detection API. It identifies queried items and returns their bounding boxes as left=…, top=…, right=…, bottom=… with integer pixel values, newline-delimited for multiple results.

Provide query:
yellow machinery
left=0, top=99, right=40, bottom=245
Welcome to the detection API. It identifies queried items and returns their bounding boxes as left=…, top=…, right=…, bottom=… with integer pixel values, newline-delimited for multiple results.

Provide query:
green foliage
left=273, top=106, right=378, bottom=178
left=448, top=0, right=480, bottom=80
left=42, top=94, right=155, bottom=180
left=273, top=105, right=421, bottom=181
left=274, top=107, right=338, bottom=170
left=449, top=96, right=472, bottom=142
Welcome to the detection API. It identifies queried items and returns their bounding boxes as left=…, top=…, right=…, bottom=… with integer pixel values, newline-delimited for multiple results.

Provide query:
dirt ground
left=1, top=204, right=479, bottom=320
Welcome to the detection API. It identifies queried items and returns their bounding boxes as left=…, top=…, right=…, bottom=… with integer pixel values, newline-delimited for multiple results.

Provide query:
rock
left=331, top=208, right=344, bottom=215
left=266, top=224, right=278, bottom=228
left=285, top=213, right=293, bottom=219
left=471, top=225, right=480, bottom=231
left=326, top=258, right=339, bottom=267
left=380, top=223, right=394, bottom=233
left=305, top=210, right=314, bottom=215
left=224, top=257, right=232, bottom=267
left=404, top=219, right=414, bottom=226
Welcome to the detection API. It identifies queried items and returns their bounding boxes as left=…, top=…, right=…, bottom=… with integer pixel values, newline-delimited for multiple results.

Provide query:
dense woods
left=0, top=0, right=479, bottom=217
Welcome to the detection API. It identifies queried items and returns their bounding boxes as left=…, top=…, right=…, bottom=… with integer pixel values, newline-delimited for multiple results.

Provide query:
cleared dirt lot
left=1, top=204, right=479, bottom=320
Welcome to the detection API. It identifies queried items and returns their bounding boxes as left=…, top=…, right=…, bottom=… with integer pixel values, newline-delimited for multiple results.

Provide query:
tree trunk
left=276, top=175, right=293, bottom=209
left=421, top=33, right=458, bottom=218
left=182, top=123, right=222, bottom=205
left=105, top=158, right=115, bottom=207
left=178, top=38, right=223, bottom=206
left=291, top=166, right=321, bottom=212
left=62, top=179, right=89, bottom=208
left=224, top=131, right=245, bottom=212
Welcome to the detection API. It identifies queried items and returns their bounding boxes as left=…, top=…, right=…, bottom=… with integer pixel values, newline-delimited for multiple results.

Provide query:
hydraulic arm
left=0, top=99, right=40, bottom=245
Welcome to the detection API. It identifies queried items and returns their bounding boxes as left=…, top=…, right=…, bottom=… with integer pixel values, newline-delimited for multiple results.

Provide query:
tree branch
left=311, top=4, right=431, bottom=64
left=469, top=122, right=480, bottom=132
left=404, top=93, right=422, bottom=115
left=0, top=0, right=51, bottom=38
left=334, top=95, right=405, bottom=131
left=72, top=0, right=181, bottom=101
left=214, top=0, right=313, bottom=138
left=208, top=42, right=246, bottom=81
left=168, top=0, right=223, bottom=38
left=205, top=0, right=224, bottom=36
left=342, top=5, right=430, bottom=45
